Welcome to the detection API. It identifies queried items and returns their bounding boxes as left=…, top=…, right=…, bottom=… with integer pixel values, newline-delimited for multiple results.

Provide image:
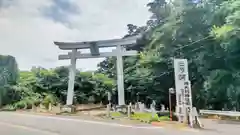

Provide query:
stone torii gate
left=54, top=35, right=140, bottom=111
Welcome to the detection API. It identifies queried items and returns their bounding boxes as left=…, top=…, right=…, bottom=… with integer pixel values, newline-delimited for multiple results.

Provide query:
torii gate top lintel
left=54, top=35, right=141, bottom=50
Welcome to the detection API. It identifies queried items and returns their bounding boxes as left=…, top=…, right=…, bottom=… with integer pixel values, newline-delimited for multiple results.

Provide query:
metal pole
left=169, top=88, right=174, bottom=121
left=116, top=45, right=125, bottom=106
left=66, top=49, right=77, bottom=106
left=0, top=88, right=2, bottom=108
left=107, top=92, right=111, bottom=117
left=169, top=92, right=172, bottom=121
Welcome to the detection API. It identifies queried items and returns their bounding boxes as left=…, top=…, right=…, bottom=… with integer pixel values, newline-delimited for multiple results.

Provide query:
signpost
left=54, top=36, right=140, bottom=111
left=173, top=59, right=193, bottom=124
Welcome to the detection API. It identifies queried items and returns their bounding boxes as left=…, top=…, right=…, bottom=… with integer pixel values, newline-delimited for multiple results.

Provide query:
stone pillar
left=139, top=102, right=145, bottom=112
left=116, top=45, right=125, bottom=106
left=151, top=101, right=156, bottom=117
left=106, top=104, right=111, bottom=117
left=128, top=103, right=132, bottom=119
left=48, top=103, right=52, bottom=111
left=66, top=49, right=77, bottom=106
left=161, top=104, right=165, bottom=112
left=107, top=92, right=111, bottom=117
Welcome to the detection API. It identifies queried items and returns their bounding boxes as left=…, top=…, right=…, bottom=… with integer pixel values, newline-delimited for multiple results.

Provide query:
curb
left=151, top=122, right=187, bottom=127
left=151, top=121, right=200, bottom=132
left=151, top=122, right=165, bottom=126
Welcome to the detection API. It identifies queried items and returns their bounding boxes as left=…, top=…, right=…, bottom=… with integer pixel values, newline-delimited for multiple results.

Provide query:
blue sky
left=0, top=0, right=151, bottom=71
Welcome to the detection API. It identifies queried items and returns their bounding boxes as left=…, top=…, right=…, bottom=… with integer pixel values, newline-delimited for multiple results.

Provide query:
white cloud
left=0, top=0, right=151, bottom=71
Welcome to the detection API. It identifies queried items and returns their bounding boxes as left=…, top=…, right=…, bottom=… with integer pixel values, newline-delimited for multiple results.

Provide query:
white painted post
left=116, top=45, right=125, bottom=106
left=174, top=59, right=189, bottom=123
left=66, top=49, right=77, bottom=106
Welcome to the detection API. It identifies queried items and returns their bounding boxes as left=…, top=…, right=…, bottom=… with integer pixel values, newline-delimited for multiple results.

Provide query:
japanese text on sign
left=178, top=61, right=185, bottom=73
left=178, top=61, right=187, bottom=81
left=184, top=81, right=191, bottom=106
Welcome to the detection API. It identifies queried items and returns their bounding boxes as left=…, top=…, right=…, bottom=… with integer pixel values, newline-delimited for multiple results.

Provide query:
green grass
left=131, top=112, right=166, bottom=123
left=131, top=112, right=157, bottom=120
left=158, top=115, right=170, bottom=121
left=110, top=112, right=126, bottom=117
left=110, top=112, right=170, bottom=123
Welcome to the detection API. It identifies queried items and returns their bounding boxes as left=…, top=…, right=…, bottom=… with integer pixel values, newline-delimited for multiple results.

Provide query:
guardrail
left=200, top=110, right=240, bottom=117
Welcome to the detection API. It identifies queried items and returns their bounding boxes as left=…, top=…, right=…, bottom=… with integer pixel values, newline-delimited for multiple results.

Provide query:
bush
left=2, top=104, right=16, bottom=111
left=42, top=94, right=58, bottom=109
left=14, top=100, right=27, bottom=109
left=12, top=96, right=41, bottom=110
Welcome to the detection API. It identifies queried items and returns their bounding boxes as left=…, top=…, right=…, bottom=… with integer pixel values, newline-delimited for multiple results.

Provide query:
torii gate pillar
left=66, top=49, right=77, bottom=106
left=116, top=45, right=125, bottom=105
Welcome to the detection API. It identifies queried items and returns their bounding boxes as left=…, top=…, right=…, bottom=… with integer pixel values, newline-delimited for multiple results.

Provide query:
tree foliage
left=97, top=0, right=240, bottom=110
left=0, top=55, right=18, bottom=107
left=1, top=64, right=114, bottom=109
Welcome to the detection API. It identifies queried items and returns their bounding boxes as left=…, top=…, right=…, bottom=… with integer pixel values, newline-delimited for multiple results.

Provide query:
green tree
left=0, top=55, right=19, bottom=107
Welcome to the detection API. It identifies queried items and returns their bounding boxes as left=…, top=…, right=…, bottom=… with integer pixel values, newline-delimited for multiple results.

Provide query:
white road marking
left=5, top=112, right=163, bottom=130
left=0, top=121, right=59, bottom=135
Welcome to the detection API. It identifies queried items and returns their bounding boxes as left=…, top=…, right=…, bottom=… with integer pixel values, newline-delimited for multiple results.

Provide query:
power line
left=174, top=35, right=212, bottom=51
left=150, top=36, right=213, bottom=78
left=133, top=34, right=214, bottom=79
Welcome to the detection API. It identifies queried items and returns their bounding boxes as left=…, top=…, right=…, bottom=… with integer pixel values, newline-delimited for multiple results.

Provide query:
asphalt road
left=0, top=112, right=239, bottom=135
